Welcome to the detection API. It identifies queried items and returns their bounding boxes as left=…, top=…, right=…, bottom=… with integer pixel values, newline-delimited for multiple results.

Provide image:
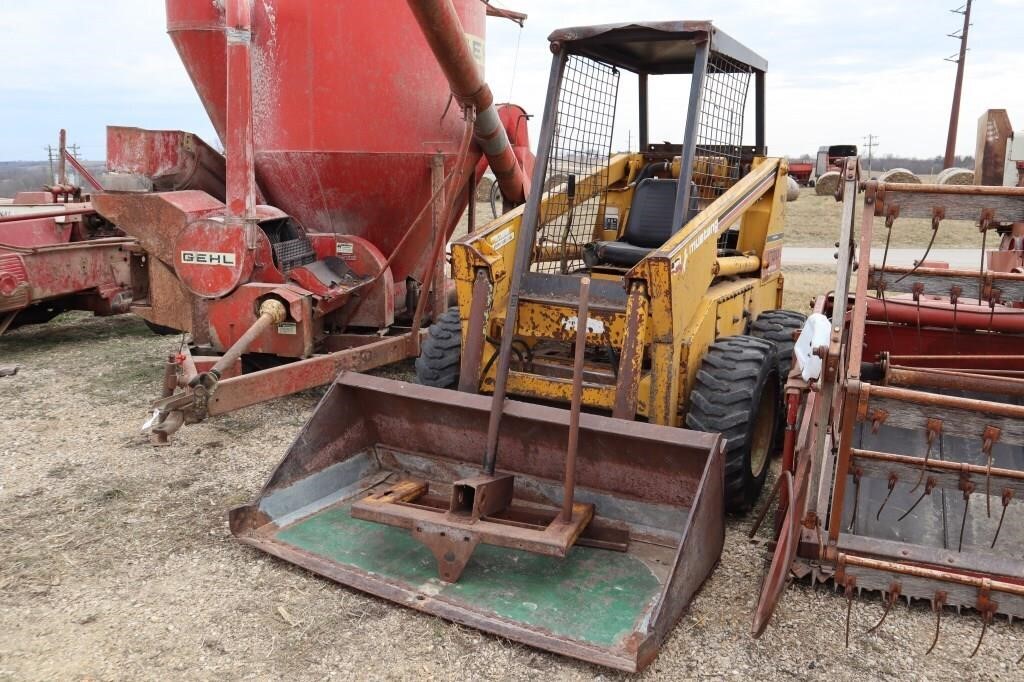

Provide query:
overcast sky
left=2, top=0, right=1024, bottom=161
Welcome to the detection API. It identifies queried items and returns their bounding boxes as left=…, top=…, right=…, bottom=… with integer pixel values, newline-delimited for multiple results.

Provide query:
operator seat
left=583, top=177, right=697, bottom=268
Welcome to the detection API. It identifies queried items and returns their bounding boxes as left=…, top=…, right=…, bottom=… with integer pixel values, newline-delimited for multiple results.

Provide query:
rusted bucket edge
left=334, top=372, right=722, bottom=452
left=647, top=439, right=725, bottom=640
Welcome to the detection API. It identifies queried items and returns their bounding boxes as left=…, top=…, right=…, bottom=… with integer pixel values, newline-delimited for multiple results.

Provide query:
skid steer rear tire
left=415, top=306, right=462, bottom=388
left=751, top=309, right=807, bottom=451
left=750, top=309, right=806, bottom=387
left=685, top=335, right=779, bottom=513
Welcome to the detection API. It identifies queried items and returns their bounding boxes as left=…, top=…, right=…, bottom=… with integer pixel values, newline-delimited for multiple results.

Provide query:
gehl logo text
left=181, top=251, right=237, bottom=266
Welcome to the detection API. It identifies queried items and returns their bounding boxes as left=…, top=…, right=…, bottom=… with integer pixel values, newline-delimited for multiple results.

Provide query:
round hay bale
left=878, top=168, right=921, bottom=184
left=814, top=171, right=841, bottom=196
left=937, top=167, right=975, bottom=185
left=786, top=175, right=800, bottom=202
left=475, top=176, right=495, bottom=201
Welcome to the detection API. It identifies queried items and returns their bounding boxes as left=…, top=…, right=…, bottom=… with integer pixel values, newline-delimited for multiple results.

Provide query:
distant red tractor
left=787, top=160, right=813, bottom=186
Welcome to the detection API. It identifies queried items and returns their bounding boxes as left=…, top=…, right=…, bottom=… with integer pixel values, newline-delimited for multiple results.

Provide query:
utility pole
left=943, top=0, right=972, bottom=169
left=45, top=145, right=56, bottom=183
left=66, top=143, right=81, bottom=185
left=863, top=134, right=879, bottom=177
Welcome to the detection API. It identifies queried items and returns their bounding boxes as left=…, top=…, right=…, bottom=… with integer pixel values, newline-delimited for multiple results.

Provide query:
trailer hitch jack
left=141, top=299, right=287, bottom=443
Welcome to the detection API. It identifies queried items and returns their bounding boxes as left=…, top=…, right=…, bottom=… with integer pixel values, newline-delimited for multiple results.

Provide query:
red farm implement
left=753, top=157, right=1024, bottom=661
left=0, top=131, right=131, bottom=335
left=92, top=0, right=533, bottom=442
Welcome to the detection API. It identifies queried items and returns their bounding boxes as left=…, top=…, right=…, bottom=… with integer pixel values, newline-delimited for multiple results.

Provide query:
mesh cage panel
left=533, top=55, right=619, bottom=273
left=693, top=52, right=752, bottom=250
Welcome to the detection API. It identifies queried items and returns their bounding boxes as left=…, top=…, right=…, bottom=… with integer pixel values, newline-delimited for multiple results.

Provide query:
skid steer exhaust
left=230, top=370, right=724, bottom=671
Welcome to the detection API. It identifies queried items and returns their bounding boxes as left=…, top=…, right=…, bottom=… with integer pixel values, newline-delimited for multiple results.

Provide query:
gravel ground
left=1, top=311, right=1022, bottom=681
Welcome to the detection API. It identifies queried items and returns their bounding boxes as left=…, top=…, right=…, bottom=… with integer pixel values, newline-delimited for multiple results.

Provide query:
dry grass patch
left=786, top=188, right=985, bottom=249
left=781, top=266, right=839, bottom=313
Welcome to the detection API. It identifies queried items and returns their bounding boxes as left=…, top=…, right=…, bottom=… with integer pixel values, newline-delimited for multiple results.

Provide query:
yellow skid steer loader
left=232, top=17, right=801, bottom=672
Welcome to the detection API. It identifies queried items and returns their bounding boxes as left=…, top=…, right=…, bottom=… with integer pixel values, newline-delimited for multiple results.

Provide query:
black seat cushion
left=583, top=241, right=651, bottom=268
left=620, top=178, right=679, bottom=247
left=584, top=178, right=682, bottom=268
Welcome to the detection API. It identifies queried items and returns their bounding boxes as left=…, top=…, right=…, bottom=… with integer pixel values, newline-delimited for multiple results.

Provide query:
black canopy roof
left=547, top=21, right=767, bottom=75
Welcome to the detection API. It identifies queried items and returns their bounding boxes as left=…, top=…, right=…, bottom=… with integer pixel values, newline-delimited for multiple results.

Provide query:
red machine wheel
left=751, top=470, right=798, bottom=637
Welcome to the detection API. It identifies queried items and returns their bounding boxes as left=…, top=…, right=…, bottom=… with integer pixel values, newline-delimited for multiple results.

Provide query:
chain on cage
left=532, top=55, right=619, bottom=274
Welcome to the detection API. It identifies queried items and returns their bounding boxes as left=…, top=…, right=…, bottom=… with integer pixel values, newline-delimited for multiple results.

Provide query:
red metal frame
left=1, top=189, right=131, bottom=334
left=97, top=0, right=535, bottom=441
left=756, top=168, right=1024, bottom=657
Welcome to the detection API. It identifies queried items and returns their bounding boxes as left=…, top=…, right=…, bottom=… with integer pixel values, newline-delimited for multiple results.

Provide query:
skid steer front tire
left=415, top=306, right=462, bottom=388
left=685, top=335, right=779, bottom=513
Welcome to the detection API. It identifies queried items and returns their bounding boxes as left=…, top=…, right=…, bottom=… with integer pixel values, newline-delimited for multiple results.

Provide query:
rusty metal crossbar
left=351, top=278, right=600, bottom=581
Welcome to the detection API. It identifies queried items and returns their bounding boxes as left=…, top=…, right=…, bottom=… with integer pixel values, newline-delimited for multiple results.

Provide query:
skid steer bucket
left=230, top=372, right=724, bottom=672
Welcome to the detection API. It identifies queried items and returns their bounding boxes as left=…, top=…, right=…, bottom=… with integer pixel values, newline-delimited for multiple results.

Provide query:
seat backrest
left=621, top=178, right=679, bottom=248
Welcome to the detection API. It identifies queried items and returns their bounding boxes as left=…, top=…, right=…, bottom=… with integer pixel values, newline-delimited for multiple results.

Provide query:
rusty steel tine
left=986, top=458, right=992, bottom=519
left=1018, top=651, right=1024, bottom=665
left=875, top=473, right=898, bottom=520
left=899, top=477, right=936, bottom=522
left=561, top=276, right=590, bottom=523
left=847, top=470, right=862, bottom=533
left=991, top=489, right=1013, bottom=548
left=844, top=580, right=856, bottom=648
left=880, top=212, right=894, bottom=271
left=978, top=223, right=988, bottom=305
left=985, top=441, right=992, bottom=518
left=910, top=424, right=939, bottom=494
left=970, top=608, right=993, bottom=658
left=878, top=289, right=896, bottom=350
left=866, top=583, right=900, bottom=635
left=980, top=427, right=1001, bottom=519
left=926, top=591, right=947, bottom=655
left=894, top=219, right=939, bottom=284
left=958, top=488, right=972, bottom=553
